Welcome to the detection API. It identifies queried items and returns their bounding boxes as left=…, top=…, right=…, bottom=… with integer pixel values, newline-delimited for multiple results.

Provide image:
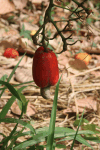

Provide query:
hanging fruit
left=32, top=46, right=59, bottom=99
left=3, top=48, right=19, bottom=58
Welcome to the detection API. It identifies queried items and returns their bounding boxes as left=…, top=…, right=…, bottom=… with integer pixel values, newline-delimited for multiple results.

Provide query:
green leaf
left=12, top=127, right=95, bottom=150
left=0, top=52, right=26, bottom=97
left=0, top=118, right=35, bottom=133
left=84, top=136, right=100, bottom=143
left=73, top=118, right=89, bottom=126
left=17, top=93, right=29, bottom=114
left=0, top=86, right=27, bottom=119
left=61, top=17, right=65, bottom=20
left=86, top=18, right=93, bottom=25
left=13, top=133, right=47, bottom=149
left=46, top=74, right=62, bottom=150
left=51, top=11, right=55, bottom=15
left=77, top=21, right=82, bottom=26
left=96, top=2, right=100, bottom=7
left=0, top=80, right=21, bottom=101
left=71, top=109, right=85, bottom=150
left=75, top=135, right=94, bottom=150
left=48, top=44, right=54, bottom=50
left=20, top=24, right=31, bottom=40
left=7, top=16, right=14, bottom=20
left=47, top=30, right=51, bottom=37
left=82, top=124, right=99, bottom=133
left=0, top=74, right=8, bottom=86
left=92, top=42, right=97, bottom=47
left=56, top=144, right=66, bottom=149
left=39, top=16, right=44, bottom=25
left=65, top=2, right=70, bottom=5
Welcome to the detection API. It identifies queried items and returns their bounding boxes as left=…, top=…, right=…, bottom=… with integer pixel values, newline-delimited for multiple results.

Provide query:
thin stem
left=31, top=0, right=91, bottom=53
left=53, top=4, right=73, bottom=12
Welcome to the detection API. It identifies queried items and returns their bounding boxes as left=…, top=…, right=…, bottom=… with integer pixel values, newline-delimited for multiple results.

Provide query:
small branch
left=72, top=0, right=91, bottom=15
left=67, top=40, right=79, bottom=45
left=31, top=0, right=92, bottom=54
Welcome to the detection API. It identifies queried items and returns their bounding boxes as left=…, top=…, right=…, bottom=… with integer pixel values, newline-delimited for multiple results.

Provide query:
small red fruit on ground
left=75, top=52, right=91, bottom=65
left=3, top=48, right=19, bottom=58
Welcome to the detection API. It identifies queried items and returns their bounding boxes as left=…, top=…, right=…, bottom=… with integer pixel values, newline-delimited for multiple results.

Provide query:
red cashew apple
left=3, top=48, right=19, bottom=58
left=32, top=46, right=59, bottom=99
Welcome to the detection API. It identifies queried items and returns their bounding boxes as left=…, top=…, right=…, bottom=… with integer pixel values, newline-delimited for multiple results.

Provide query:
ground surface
left=0, top=0, right=100, bottom=149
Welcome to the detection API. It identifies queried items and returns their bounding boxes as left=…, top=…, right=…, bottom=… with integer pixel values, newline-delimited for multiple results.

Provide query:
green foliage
left=77, top=20, right=82, bottom=26
left=46, top=75, right=62, bottom=150
left=0, top=74, right=8, bottom=86
left=47, top=30, right=51, bottom=37
left=5, top=28, right=9, bottom=32
left=51, top=11, right=55, bottom=15
left=55, top=144, right=66, bottom=149
left=61, top=1, right=70, bottom=8
left=7, top=16, right=14, bottom=20
left=0, top=66, right=98, bottom=150
left=20, top=24, right=32, bottom=40
left=96, top=2, right=100, bottom=8
left=17, top=93, right=29, bottom=114
left=61, top=16, right=65, bottom=20
left=86, top=18, right=93, bottom=25
left=48, top=44, right=54, bottom=50
left=74, top=118, right=89, bottom=126
left=39, top=15, right=44, bottom=25
left=0, top=58, right=96, bottom=149
left=0, top=3, right=100, bottom=147
left=92, top=42, right=97, bottom=47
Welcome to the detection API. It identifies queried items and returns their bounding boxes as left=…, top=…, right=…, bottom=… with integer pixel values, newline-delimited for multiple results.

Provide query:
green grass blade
left=0, top=52, right=26, bottom=97
left=0, top=74, right=8, bottom=86
left=36, top=127, right=95, bottom=137
left=7, top=53, right=26, bottom=83
left=0, top=86, right=27, bottom=119
left=6, top=127, right=25, bottom=150
left=70, top=109, right=85, bottom=150
left=0, top=80, right=35, bottom=91
left=84, top=136, right=100, bottom=143
left=0, top=80, right=21, bottom=100
left=0, top=118, right=35, bottom=133
left=46, top=75, right=62, bottom=150
left=75, top=135, right=94, bottom=150
left=13, top=133, right=48, bottom=149
left=56, top=135, right=94, bottom=150
left=54, top=127, right=95, bottom=138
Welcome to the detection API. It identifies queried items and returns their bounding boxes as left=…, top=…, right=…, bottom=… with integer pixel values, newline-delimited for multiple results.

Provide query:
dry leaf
left=15, top=67, right=33, bottom=83
left=66, top=61, right=81, bottom=75
left=12, top=0, right=28, bottom=10
left=59, top=72, right=68, bottom=83
left=2, top=56, right=28, bottom=68
left=31, top=0, right=49, bottom=6
left=58, top=53, right=70, bottom=67
left=69, top=59, right=88, bottom=70
left=0, top=67, right=13, bottom=78
left=11, top=101, right=37, bottom=116
left=0, top=0, right=15, bottom=14
left=19, top=38, right=35, bottom=55
left=63, top=97, right=97, bottom=114
left=20, top=22, right=39, bottom=31
left=91, top=71, right=100, bottom=78
left=49, top=39, right=58, bottom=49
left=92, top=54, right=100, bottom=60
left=3, top=29, right=19, bottom=37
